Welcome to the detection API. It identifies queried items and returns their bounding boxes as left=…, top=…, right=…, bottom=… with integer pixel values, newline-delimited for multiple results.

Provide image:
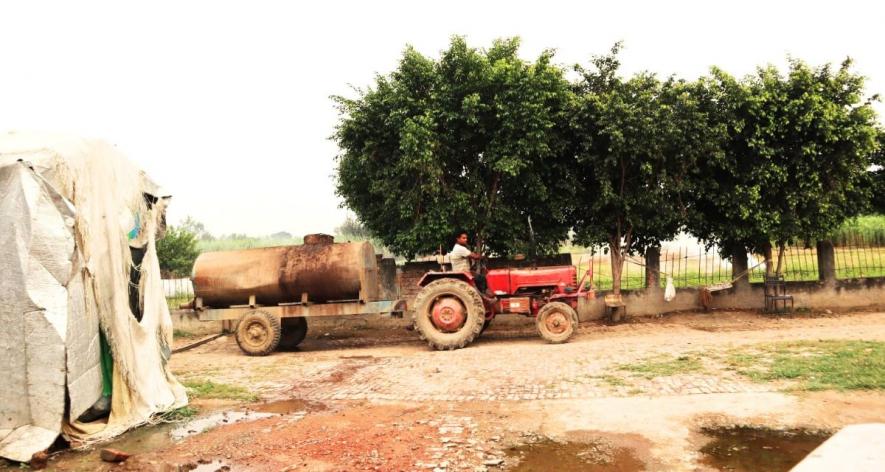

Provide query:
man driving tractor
left=410, top=230, right=584, bottom=350
left=450, top=231, right=488, bottom=294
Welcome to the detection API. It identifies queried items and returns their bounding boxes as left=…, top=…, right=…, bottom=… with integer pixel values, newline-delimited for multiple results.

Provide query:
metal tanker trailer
left=191, top=234, right=404, bottom=355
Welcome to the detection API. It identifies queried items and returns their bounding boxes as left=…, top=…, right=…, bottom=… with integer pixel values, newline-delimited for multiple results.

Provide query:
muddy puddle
left=10, top=400, right=317, bottom=471
left=698, top=426, right=830, bottom=472
left=249, top=398, right=326, bottom=415
left=505, top=438, right=645, bottom=471
left=170, top=410, right=276, bottom=440
left=43, top=423, right=181, bottom=471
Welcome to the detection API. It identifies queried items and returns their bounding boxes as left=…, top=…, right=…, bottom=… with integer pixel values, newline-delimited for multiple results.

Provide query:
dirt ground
left=30, top=308, right=885, bottom=471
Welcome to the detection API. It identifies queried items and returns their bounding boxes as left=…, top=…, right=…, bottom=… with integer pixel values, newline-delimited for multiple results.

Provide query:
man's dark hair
left=454, top=231, right=469, bottom=242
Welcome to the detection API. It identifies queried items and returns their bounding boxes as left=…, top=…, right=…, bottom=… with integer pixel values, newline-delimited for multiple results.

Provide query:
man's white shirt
left=450, top=243, right=472, bottom=272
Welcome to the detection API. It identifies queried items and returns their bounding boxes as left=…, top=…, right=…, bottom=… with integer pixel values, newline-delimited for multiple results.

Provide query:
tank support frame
left=195, top=297, right=407, bottom=321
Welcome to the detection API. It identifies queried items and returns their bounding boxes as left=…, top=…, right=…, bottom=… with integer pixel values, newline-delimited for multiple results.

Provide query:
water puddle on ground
left=31, top=423, right=182, bottom=471
left=171, top=410, right=276, bottom=440
left=250, top=398, right=326, bottom=415
left=505, top=439, right=645, bottom=471
left=698, top=426, right=830, bottom=472
left=34, top=407, right=294, bottom=470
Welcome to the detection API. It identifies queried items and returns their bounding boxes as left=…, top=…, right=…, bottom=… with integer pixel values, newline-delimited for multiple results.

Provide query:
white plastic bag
left=664, top=276, right=676, bottom=302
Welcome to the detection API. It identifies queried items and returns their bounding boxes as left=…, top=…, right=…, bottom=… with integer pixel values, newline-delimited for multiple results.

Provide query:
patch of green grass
left=182, top=379, right=259, bottom=402
left=174, top=367, right=222, bottom=379
left=173, top=328, right=199, bottom=338
left=599, top=375, right=629, bottom=387
left=167, top=295, right=193, bottom=311
left=197, top=236, right=304, bottom=252
left=619, top=355, right=704, bottom=379
left=158, top=405, right=199, bottom=422
left=831, top=215, right=885, bottom=246
left=726, top=340, right=885, bottom=391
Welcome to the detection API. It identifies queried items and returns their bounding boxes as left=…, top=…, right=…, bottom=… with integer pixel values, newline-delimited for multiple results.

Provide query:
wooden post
left=817, top=240, right=837, bottom=286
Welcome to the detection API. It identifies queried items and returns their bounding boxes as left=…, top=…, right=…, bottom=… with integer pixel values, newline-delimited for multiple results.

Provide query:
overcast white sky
left=1, top=1, right=882, bottom=237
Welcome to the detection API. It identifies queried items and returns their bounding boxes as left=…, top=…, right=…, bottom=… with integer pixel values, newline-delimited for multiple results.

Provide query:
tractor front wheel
left=536, top=302, right=578, bottom=344
left=412, top=278, right=485, bottom=350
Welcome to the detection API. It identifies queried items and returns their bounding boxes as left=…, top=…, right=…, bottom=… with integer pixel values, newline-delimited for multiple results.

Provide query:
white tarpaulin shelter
left=0, top=132, right=187, bottom=462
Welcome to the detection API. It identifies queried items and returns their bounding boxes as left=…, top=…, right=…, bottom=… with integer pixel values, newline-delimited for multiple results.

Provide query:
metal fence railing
left=575, top=246, right=737, bottom=291
left=573, top=239, right=885, bottom=291
left=162, top=277, right=193, bottom=309
left=751, top=245, right=819, bottom=283
left=163, top=238, right=885, bottom=304
left=834, top=235, right=885, bottom=280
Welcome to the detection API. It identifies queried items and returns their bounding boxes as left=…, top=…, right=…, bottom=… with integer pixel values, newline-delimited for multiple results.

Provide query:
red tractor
left=411, top=264, right=594, bottom=350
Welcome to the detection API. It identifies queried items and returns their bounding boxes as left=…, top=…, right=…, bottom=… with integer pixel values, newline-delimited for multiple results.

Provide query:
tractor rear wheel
left=279, top=317, right=308, bottom=350
left=480, top=319, right=491, bottom=335
left=412, top=278, right=485, bottom=350
left=536, top=302, right=578, bottom=344
left=236, top=310, right=282, bottom=356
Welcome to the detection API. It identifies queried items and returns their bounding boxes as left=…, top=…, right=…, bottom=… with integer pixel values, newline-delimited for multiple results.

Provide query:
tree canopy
left=179, top=216, right=214, bottom=241
left=334, top=36, right=575, bottom=258
left=333, top=37, right=882, bottom=276
left=687, top=59, right=881, bottom=266
left=867, top=130, right=885, bottom=214
left=157, top=225, right=200, bottom=277
left=569, top=44, right=725, bottom=293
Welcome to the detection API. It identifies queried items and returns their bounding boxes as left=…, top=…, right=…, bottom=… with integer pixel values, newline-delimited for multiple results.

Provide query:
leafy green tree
left=334, top=36, right=575, bottom=258
left=686, top=68, right=775, bottom=269
left=335, top=216, right=372, bottom=239
left=157, top=225, right=200, bottom=277
left=867, top=130, right=885, bottom=214
left=570, top=44, right=723, bottom=296
left=270, top=231, right=293, bottom=239
left=179, top=216, right=214, bottom=241
left=690, top=59, right=880, bottom=273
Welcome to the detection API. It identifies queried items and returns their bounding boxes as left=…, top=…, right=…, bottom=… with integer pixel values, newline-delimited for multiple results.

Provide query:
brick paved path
left=287, top=343, right=770, bottom=402
left=177, top=311, right=885, bottom=403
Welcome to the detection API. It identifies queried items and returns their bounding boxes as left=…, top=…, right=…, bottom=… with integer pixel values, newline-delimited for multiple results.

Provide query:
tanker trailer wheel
left=278, top=317, right=308, bottom=350
left=412, top=278, right=485, bottom=350
left=536, top=302, right=579, bottom=344
left=235, top=310, right=282, bottom=356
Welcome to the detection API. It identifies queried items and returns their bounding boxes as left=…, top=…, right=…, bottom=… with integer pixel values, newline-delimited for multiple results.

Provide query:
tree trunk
left=610, top=241, right=623, bottom=296
left=608, top=241, right=626, bottom=322
left=761, top=242, right=774, bottom=276
left=775, top=244, right=786, bottom=276
left=731, top=244, right=750, bottom=291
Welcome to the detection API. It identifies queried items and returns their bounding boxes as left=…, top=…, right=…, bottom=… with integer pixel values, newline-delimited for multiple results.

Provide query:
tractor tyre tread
left=536, top=302, right=579, bottom=344
left=479, top=319, right=491, bottom=336
left=412, top=278, right=485, bottom=351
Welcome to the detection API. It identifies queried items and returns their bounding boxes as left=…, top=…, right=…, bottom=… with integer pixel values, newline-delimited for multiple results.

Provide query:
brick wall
left=398, top=261, right=441, bottom=304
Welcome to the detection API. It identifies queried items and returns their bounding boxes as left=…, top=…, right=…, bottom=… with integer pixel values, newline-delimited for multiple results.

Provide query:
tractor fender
left=548, top=293, right=580, bottom=310
left=417, top=271, right=475, bottom=287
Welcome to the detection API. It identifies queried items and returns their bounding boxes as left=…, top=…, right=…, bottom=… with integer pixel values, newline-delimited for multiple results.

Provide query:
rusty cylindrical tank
left=192, top=234, right=380, bottom=308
